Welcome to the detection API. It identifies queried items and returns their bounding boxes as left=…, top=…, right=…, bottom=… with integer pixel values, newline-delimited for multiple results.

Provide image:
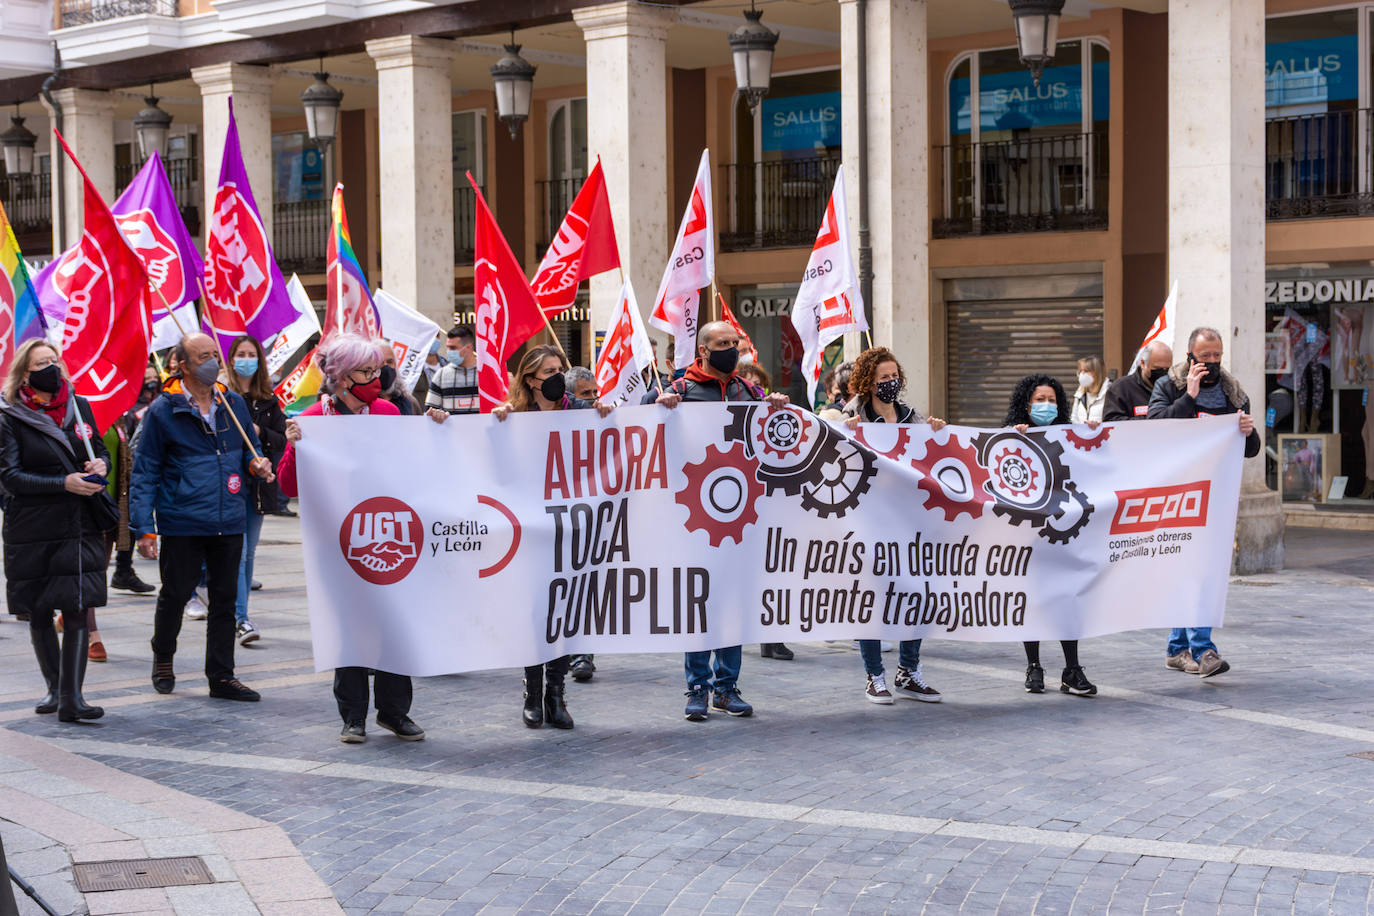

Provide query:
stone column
left=1168, top=0, right=1282, bottom=573
left=838, top=0, right=929, bottom=406
left=366, top=35, right=455, bottom=328
left=574, top=1, right=676, bottom=335
left=192, top=63, right=275, bottom=240
left=40, top=88, right=114, bottom=254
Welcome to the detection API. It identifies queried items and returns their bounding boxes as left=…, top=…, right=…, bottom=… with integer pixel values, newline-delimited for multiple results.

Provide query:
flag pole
left=212, top=386, right=264, bottom=461
left=538, top=307, right=571, bottom=364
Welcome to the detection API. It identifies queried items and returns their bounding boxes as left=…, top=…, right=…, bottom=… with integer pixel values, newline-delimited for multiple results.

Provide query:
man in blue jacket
left=132, top=332, right=274, bottom=701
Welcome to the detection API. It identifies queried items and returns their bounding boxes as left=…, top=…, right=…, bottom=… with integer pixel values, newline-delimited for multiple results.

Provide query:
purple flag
left=35, top=152, right=204, bottom=350
left=202, top=98, right=296, bottom=357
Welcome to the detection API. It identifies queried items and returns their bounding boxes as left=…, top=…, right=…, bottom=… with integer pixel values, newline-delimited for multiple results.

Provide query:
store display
left=1279, top=433, right=1341, bottom=503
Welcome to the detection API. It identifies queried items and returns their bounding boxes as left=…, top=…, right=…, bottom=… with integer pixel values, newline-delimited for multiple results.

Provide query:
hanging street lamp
left=1009, top=0, right=1066, bottom=88
left=729, top=1, right=780, bottom=110
left=491, top=31, right=537, bottom=140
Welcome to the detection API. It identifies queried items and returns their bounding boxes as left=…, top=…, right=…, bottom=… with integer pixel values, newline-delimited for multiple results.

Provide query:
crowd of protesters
left=2, top=318, right=1255, bottom=739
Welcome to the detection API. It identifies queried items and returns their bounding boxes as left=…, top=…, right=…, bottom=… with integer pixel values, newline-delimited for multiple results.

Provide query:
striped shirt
left=424, top=362, right=479, bottom=414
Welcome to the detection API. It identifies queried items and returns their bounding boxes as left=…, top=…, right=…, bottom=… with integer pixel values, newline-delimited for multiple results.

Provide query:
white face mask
left=1078, top=372, right=1094, bottom=389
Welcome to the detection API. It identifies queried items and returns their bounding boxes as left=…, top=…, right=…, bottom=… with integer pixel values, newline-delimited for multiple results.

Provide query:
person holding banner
left=1104, top=342, right=1173, bottom=422
left=647, top=320, right=790, bottom=721
left=1147, top=327, right=1259, bottom=679
left=1005, top=374, right=1098, bottom=697
left=132, top=333, right=274, bottom=704
left=281, top=334, right=429, bottom=743
left=225, top=335, right=287, bottom=647
left=1, top=340, right=112, bottom=721
left=840, top=347, right=946, bottom=702
left=425, top=326, right=479, bottom=419
left=494, top=345, right=613, bottom=728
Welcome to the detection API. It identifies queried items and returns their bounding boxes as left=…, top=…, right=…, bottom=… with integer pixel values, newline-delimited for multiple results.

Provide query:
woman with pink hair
left=281, top=334, right=430, bottom=745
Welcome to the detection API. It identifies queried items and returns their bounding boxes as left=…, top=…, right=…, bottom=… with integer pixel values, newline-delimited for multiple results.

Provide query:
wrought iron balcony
left=0, top=173, right=52, bottom=243
left=114, top=156, right=201, bottom=236
left=1266, top=107, right=1374, bottom=220
left=273, top=198, right=329, bottom=275
left=933, top=132, right=1109, bottom=238
left=60, top=0, right=178, bottom=27
left=535, top=176, right=583, bottom=260
left=454, top=183, right=481, bottom=265
left=719, top=156, right=841, bottom=251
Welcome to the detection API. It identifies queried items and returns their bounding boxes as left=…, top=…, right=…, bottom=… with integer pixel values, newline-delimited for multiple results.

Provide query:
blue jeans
left=858, top=639, right=921, bottom=677
left=235, top=510, right=264, bottom=624
left=684, top=647, right=741, bottom=692
left=1167, top=627, right=1216, bottom=660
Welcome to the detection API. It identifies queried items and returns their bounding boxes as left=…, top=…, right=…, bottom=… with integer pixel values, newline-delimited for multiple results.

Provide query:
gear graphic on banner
left=1039, top=480, right=1094, bottom=544
left=909, top=433, right=994, bottom=522
left=852, top=424, right=912, bottom=460
left=675, top=442, right=766, bottom=546
left=1064, top=426, right=1112, bottom=451
left=973, top=431, right=1072, bottom=529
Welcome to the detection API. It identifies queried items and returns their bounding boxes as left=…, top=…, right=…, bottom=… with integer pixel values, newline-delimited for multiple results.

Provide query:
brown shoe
left=1165, top=650, right=1198, bottom=674
left=1196, top=649, right=1229, bottom=678
left=87, top=640, right=107, bottom=662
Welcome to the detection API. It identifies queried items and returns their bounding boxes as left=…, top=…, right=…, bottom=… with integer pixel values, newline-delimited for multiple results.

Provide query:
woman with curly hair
left=1003, top=373, right=1097, bottom=697
left=841, top=346, right=946, bottom=704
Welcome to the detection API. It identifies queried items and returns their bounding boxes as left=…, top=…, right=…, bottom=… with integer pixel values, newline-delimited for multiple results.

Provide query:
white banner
left=374, top=288, right=441, bottom=394
left=266, top=274, right=321, bottom=376
left=594, top=280, right=654, bottom=407
left=296, top=406, right=1243, bottom=676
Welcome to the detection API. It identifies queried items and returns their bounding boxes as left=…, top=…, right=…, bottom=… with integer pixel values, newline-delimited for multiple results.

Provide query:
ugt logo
left=339, top=496, right=422, bottom=585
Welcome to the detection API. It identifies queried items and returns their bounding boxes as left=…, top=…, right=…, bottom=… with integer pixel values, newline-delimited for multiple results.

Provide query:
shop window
left=724, top=69, right=841, bottom=250
left=272, top=132, right=325, bottom=203
left=938, top=40, right=1109, bottom=237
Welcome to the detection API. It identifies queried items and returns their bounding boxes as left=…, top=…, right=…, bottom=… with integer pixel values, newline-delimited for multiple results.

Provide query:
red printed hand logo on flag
left=531, top=160, right=620, bottom=319
left=650, top=149, right=714, bottom=370
left=469, top=173, right=546, bottom=412
left=51, top=130, right=154, bottom=431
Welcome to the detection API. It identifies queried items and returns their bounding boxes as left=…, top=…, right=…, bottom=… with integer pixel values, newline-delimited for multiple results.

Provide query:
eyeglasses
left=351, top=367, right=380, bottom=382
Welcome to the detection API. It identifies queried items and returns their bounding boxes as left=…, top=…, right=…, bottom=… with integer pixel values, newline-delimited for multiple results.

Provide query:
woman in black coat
left=0, top=340, right=112, bottom=721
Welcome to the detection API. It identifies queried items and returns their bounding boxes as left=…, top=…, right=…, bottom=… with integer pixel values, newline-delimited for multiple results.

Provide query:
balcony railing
left=59, top=0, right=178, bottom=26
left=719, top=156, right=841, bottom=251
left=933, top=132, right=1109, bottom=238
left=1266, top=107, right=1374, bottom=220
left=0, top=174, right=52, bottom=240
left=535, top=176, right=583, bottom=259
left=114, top=156, right=202, bottom=236
left=454, top=183, right=480, bottom=265
left=273, top=198, right=329, bottom=274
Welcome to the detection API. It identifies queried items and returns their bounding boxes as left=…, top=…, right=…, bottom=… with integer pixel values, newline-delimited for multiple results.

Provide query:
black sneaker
left=376, top=713, right=425, bottom=741
left=340, top=722, right=366, bottom=744
left=208, top=678, right=260, bottom=702
left=710, top=687, right=753, bottom=717
left=152, top=657, right=175, bottom=694
left=1060, top=666, right=1097, bottom=697
left=111, top=569, right=156, bottom=593
left=274, top=507, right=297, bottom=517
left=684, top=686, right=709, bottom=721
left=1024, top=662, right=1045, bottom=694
left=569, top=655, right=596, bottom=682
left=893, top=665, right=942, bottom=703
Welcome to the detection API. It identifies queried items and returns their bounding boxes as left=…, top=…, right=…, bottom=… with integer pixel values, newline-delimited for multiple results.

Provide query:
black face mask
left=379, top=365, right=397, bottom=392
left=1147, top=367, right=1168, bottom=386
left=707, top=347, right=740, bottom=375
left=28, top=363, right=62, bottom=394
left=539, top=373, right=567, bottom=402
left=1189, top=354, right=1222, bottom=387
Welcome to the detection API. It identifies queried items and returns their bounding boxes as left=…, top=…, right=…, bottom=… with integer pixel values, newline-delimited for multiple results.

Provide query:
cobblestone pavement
left=2, top=517, right=1374, bottom=914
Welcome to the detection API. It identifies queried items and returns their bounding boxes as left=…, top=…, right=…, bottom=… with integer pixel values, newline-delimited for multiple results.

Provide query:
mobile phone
left=82, top=473, right=108, bottom=486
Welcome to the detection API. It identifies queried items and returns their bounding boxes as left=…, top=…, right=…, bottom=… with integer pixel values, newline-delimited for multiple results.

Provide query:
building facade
left=4, top=0, right=1371, bottom=554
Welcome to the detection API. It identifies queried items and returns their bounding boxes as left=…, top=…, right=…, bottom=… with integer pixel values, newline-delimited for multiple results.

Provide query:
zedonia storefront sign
left=761, top=92, right=841, bottom=153
left=1266, top=277, right=1374, bottom=305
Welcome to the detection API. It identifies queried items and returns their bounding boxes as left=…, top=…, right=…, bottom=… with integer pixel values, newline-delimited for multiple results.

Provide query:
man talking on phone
left=1146, top=326, right=1260, bottom=679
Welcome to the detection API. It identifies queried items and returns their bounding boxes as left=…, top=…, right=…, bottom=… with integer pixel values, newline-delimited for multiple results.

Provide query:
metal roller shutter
left=945, top=275, right=1103, bottom=427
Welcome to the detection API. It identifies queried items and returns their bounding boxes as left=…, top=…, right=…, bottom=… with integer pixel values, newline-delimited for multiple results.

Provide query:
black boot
left=58, top=625, right=103, bottom=722
left=761, top=643, right=794, bottom=660
left=522, top=666, right=543, bottom=728
left=543, top=670, right=574, bottom=730
left=31, top=626, right=60, bottom=714
left=110, top=551, right=155, bottom=594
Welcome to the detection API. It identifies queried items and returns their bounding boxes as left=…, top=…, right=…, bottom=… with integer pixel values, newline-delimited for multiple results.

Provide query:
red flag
left=469, top=173, right=545, bottom=412
left=718, top=293, right=757, bottom=364
left=51, top=130, right=153, bottom=432
left=531, top=159, right=620, bottom=319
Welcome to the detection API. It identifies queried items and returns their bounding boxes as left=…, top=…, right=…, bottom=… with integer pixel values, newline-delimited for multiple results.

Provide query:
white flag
left=595, top=280, right=655, bottom=407
left=374, top=288, right=441, bottom=394
left=265, top=274, right=322, bottom=376
left=789, top=169, right=867, bottom=407
left=1133, top=280, right=1178, bottom=371
left=649, top=149, right=714, bottom=369
left=149, top=300, right=199, bottom=352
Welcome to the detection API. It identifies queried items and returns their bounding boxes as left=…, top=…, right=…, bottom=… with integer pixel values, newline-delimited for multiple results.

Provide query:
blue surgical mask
left=1029, top=402, right=1058, bottom=426
left=233, top=357, right=259, bottom=378
left=445, top=349, right=465, bottom=366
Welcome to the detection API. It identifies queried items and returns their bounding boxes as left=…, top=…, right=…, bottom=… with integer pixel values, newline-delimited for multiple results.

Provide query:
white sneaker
left=236, top=619, right=260, bottom=646
left=185, top=595, right=208, bottom=620
left=864, top=673, right=894, bottom=705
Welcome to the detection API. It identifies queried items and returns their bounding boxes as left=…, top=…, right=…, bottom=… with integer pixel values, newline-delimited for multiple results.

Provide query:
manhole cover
left=73, top=856, right=214, bottom=892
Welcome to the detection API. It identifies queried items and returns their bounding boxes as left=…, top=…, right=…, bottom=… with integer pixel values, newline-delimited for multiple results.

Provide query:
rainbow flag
left=0, top=198, right=46, bottom=375
left=323, top=183, right=379, bottom=340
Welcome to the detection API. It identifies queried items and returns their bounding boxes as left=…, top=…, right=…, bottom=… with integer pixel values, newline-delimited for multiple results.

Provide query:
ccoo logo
left=339, top=496, right=423, bottom=585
